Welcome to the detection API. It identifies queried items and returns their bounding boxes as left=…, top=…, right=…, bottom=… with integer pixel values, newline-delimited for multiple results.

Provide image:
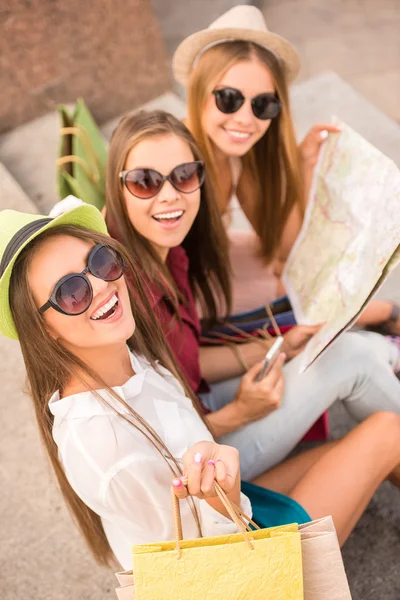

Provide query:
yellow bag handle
left=56, top=154, right=103, bottom=193
left=171, top=481, right=261, bottom=559
left=57, top=125, right=102, bottom=183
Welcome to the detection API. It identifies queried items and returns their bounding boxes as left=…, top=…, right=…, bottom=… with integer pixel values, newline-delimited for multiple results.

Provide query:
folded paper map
left=283, top=121, right=400, bottom=372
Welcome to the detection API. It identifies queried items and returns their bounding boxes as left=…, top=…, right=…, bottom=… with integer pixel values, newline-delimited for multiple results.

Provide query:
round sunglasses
left=39, top=244, right=125, bottom=317
left=213, top=87, right=281, bottom=120
left=119, top=160, right=205, bottom=200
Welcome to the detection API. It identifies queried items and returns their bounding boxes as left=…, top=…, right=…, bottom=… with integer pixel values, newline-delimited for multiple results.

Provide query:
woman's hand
left=232, top=352, right=286, bottom=426
left=282, top=324, right=323, bottom=360
left=172, top=441, right=240, bottom=500
left=299, top=123, right=342, bottom=169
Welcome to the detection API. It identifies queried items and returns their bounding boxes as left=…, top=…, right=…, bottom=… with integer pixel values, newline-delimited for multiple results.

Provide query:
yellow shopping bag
left=131, top=484, right=303, bottom=600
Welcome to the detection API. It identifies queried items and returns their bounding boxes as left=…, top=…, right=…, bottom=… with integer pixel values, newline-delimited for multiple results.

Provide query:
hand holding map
left=283, top=120, right=400, bottom=372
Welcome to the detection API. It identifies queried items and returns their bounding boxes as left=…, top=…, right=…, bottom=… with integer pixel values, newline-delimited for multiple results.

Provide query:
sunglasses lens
left=91, top=246, right=124, bottom=281
left=214, top=88, right=244, bottom=114
left=252, top=94, right=281, bottom=120
left=55, top=276, right=91, bottom=315
left=170, top=162, right=204, bottom=193
left=124, top=168, right=163, bottom=199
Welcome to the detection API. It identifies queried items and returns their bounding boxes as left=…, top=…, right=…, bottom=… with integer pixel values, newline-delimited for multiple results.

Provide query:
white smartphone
left=256, top=336, right=284, bottom=381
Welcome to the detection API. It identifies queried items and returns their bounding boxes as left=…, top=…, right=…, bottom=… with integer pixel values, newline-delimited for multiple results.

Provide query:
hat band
left=0, top=218, right=52, bottom=278
left=192, top=38, right=282, bottom=69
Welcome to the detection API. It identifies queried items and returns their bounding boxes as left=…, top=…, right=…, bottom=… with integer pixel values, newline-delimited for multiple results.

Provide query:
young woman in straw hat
left=2, top=207, right=400, bottom=569
left=95, top=108, right=400, bottom=481
left=173, top=4, right=400, bottom=331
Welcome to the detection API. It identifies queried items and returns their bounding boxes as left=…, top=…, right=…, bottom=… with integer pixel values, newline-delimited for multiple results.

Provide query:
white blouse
left=48, top=350, right=251, bottom=569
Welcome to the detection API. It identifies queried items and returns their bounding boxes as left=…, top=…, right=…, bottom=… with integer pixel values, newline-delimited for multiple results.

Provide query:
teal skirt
left=241, top=481, right=311, bottom=528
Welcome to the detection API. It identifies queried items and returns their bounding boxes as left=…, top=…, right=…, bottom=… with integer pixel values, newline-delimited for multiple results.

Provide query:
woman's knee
left=364, top=411, right=400, bottom=447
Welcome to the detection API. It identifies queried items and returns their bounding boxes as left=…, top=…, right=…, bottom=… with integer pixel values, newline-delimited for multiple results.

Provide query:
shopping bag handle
left=265, top=304, right=282, bottom=337
left=58, top=125, right=102, bottom=182
left=203, top=323, right=272, bottom=345
left=56, top=155, right=103, bottom=193
left=200, top=303, right=281, bottom=346
left=170, top=481, right=260, bottom=559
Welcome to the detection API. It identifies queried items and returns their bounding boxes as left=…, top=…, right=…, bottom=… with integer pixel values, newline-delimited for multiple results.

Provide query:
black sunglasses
left=39, top=244, right=125, bottom=317
left=213, top=87, right=281, bottom=120
left=120, top=161, right=205, bottom=200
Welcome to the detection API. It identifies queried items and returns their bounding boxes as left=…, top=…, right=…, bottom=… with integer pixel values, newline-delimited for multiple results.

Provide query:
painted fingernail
left=172, top=478, right=182, bottom=488
left=207, top=460, right=215, bottom=466
left=320, top=130, right=328, bottom=140
left=194, top=452, right=202, bottom=464
left=216, top=459, right=223, bottom=463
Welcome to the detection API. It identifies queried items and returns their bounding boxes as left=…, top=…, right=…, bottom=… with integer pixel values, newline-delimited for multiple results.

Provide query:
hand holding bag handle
left=171, top=481, right=260, bottom=558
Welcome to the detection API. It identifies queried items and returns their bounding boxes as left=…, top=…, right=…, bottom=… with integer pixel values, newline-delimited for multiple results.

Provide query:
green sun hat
left=0, top=204, right=108, bottom=340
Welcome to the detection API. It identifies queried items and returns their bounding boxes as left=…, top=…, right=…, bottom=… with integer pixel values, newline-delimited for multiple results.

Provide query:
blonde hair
left=187, top=41, right=304, bottom=263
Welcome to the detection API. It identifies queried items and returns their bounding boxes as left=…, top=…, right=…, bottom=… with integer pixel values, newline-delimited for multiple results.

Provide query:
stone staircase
left=1, top=73, right=400, bottom=600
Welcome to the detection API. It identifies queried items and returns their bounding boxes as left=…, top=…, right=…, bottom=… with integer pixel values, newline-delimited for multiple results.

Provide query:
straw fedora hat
left=0, top=203, right=108, bottom=339
left=172, top=5, right=300, bottom=86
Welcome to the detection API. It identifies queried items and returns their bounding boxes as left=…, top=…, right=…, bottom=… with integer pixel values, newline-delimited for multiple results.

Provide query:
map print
left=283, top=121, right=400, bottom=372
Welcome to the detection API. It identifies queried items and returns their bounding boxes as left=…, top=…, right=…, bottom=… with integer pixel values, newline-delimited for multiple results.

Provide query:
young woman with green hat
left=2, top=204, right=400, bottom=570
left=173, top=4, right=400, bottom=330
left=0, top=205, right=252, bottom=567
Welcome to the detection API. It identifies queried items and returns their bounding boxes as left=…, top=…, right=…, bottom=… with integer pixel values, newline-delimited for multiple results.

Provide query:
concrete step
left=291, top=70, right=400, bottom=166
left=0, top=162, right=38, bottom=214
left=0, top=109, right=72, bottom=215
left=101, top=91, right=186, bottom=140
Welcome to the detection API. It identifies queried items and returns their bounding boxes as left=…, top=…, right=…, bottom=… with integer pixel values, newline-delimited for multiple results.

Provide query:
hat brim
left=0, top=204, right=108, bottom=340
left=172, top=27, right=301, bottom=86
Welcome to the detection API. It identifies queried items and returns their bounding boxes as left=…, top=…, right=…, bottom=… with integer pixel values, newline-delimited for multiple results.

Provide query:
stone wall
left=0, top=0, right=170, bottom=133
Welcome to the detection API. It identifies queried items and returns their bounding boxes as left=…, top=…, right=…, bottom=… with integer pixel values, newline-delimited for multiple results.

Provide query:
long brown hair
left=105, top=109, right=231, bottom=323
left=9, top=225, right=204, bottom=566
left=187, top=41, right=304, bottom=263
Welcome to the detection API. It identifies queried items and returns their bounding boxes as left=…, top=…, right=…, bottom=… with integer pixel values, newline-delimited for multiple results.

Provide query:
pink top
left=223, top=157, right=278, bottom=314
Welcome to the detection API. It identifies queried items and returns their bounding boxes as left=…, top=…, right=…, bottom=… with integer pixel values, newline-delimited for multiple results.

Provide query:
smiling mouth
left=223, top=128, right=252, bottom=140
left=91, top=293, right=119, bottom=321
left=152, top=209, right=184, bottom=223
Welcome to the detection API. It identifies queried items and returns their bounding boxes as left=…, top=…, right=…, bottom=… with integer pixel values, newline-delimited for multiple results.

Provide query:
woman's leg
left=253, top=435, right=400, bottom=495
left=202, top=331, right=400, bottom=481
left=287, top=412, right=400, bottom=546
left=355, top=329, right=399, bottom=370
left=356, top=299, right=399, bottom=331
left=252, top=441, right=339, bottom=495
